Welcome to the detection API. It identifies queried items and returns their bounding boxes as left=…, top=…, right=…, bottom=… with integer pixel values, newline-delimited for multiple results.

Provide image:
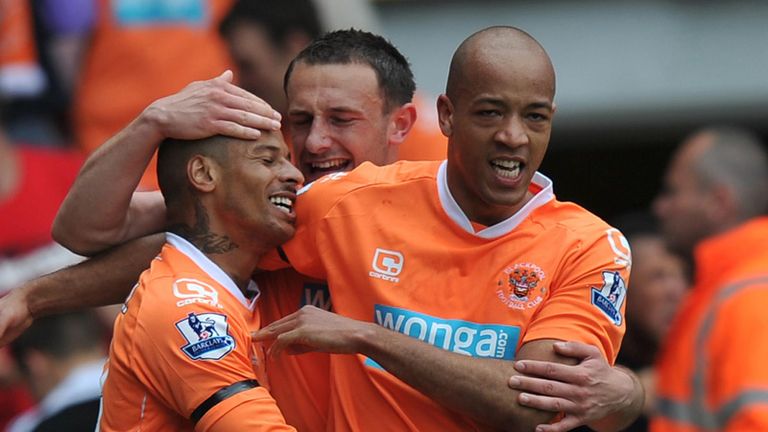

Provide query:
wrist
left=138, top=103, right=169, bottom=144
left=14, top=282, right=36, bottom=319
left=355, top=322, right=390, bottom=357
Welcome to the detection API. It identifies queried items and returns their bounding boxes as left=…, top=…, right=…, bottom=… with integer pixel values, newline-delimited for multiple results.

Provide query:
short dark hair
left=10, top=312, right=105, bottom=374
left=157, top=135, right=231, bottom=209
left=284, top=29, right=416, bottom=113
left=219, top=0, right=322, bottom=46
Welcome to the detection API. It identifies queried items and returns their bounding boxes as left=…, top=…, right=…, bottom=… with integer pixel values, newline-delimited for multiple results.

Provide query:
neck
left=168, top=199, right=260, bottom=292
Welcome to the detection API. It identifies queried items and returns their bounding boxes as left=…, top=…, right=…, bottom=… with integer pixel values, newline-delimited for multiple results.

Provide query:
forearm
left=53, top=112, right=166, bottom=254
left=26, top=233, right=165, bottom=317
left=586, top=366, right=644, bottom=432
left=359, top=326, right=559, bottom=431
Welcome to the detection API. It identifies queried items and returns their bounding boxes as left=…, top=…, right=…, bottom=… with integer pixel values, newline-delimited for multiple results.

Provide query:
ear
left=187, top=155, right=219, bottom=193
left=707, top=184, right=738, bottom=223
left=436, top=94, right=454, bottom=137
left=387, top=103, right=417, bottom=146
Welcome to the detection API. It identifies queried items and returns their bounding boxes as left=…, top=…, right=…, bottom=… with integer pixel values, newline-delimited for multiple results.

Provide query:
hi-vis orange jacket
left=652, top=217, right=768, bottom=431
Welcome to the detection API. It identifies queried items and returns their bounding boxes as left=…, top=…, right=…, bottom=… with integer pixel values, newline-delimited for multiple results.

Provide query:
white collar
left=166, top=233, right=259, bottom=310
left=436, top=160, right=554, bottom=238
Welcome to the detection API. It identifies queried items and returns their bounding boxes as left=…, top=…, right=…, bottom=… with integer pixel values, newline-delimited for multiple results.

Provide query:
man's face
left=440, top=50, right=555, bottom=225
left=220, top=132, right=304, bottom=247
left=285, top=62, right=395, bottom=183
left=625, top=235, right=688, bottom=342
left=224, top=22, right=293, bottom=113
left=653, top=135, right=716, bottom=256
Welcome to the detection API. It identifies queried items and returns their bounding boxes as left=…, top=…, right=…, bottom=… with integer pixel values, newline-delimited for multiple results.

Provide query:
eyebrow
left=287, top=106, right=364, bottom=116
left=474, top=97, right=553, bottom=111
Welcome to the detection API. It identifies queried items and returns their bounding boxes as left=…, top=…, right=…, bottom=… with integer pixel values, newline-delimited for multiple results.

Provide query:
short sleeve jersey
left=257, top=142, right=446, bottom=432
left=275, top=160, right=631, bottom=431
left=99, top=233, right=292, bottom=431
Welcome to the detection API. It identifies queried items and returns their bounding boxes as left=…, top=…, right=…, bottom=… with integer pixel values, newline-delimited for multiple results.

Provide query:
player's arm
left=53, top=71, right=282, bottom=255
left=0, top=233, right=165, bottom=346
left=254, top=305, right=566, bottom=431
left=507, top=341, right=644, bottom=432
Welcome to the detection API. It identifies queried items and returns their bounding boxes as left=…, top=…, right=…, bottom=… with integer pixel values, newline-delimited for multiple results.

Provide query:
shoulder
left=535, top=199, right=620, bottom=245
left=296, top=160, right=440, bottom=218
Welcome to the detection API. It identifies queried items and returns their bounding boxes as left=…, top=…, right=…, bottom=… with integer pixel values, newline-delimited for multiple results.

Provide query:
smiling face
left=218, top=132, right=304, bottom=248
left=285, top=62, right=398, bottom=183
left=440, top=30, right=556, bottom=226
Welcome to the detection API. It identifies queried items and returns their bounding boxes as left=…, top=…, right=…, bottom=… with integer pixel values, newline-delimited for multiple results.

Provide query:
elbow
left=52, top=217, right=108, bottom=257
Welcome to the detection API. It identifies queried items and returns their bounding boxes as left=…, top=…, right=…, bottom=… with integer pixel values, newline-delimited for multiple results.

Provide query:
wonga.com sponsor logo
left=369, top=248, right=404, bottom=283
left=373, top=305, right=520, bottom=360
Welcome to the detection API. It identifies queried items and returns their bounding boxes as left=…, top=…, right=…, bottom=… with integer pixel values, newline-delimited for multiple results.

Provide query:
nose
left=280, top=159, right=305, bottom=186
left=304, top=119, right=332, bottom=155
left=494, top=116, right=530, bottom=148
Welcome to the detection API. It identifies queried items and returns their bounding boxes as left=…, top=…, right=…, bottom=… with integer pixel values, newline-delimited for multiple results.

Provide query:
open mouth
left=268, top=195, right=295, bottom=214
left=490, top=159, right=523, bottom=179
left=307, top=158, right=352, bottom=178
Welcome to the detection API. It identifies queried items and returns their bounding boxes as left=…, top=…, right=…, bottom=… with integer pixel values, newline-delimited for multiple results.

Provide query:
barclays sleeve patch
left=590, top=271, right=627, bottom=326
left=176, top=312, right=235, bottom=360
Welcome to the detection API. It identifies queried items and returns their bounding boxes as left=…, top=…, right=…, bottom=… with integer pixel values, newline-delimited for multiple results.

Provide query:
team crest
left=591, top=271, right=627, bottom=326
left=496, top=263, right=547, bottom=310
left=176, top=312, right=236, bottom=360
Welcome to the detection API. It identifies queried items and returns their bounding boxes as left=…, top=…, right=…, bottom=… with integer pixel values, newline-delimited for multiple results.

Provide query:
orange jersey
left=74, top=0, right=233, bottom=190
left=652, top=217, right=768, bottom=432
left=99, top=233, right=293, bottom=431
left=259, top=138, right=446, bottom=432
left=268, top=160, right=630, bottom=431
left=257, top=270, right=331, bottom=431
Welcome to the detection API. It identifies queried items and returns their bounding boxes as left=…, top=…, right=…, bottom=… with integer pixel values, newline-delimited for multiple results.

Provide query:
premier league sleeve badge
left=175, top=312, right=236, bottom=360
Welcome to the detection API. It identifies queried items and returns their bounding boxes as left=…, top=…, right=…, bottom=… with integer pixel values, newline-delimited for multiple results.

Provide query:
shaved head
left=690, top=126, right=768, bottom=219
left=446, top=26, right=555, bottom=104
left=157, top=135, right=233, bottom=209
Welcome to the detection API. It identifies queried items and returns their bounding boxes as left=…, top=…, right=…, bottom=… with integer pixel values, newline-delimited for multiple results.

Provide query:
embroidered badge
left=591, top=271, right=627, bottom=326
left=176, top=312, right=235, bottom=360
left=496, top=263, right=547, bottom=310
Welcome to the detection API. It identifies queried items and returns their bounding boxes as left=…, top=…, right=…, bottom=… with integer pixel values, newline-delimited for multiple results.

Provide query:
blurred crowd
left=1, top=0, right=767, bottom=431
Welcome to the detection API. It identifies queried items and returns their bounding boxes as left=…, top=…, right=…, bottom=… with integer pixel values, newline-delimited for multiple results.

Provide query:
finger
left=269, top=331, right=305, bottom=358
left=210, top=120, right=263, bottom=141
left=216, top=69, right=234, bottom=83
left=534, top=415, right=583, bottom=432
left=514, top=359, right=579, bottom=382
left=251, top=315, right=299, bottom=341
left=221, top=82, right=282, bottom=121
left=215, top=105, right=281, bottom=132
left=552, top=341, right=602, bottom=360
left=508, top=375, right=577, bottom=398
left=518, top=392, right=579, bottom=414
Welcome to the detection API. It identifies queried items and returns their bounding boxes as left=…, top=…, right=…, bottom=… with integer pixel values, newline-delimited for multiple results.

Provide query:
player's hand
left=142, top=70, right=282, bottom=142
left=252, top=305, right=374, bottom=357
left=0, top=286, right=34, bottom=347
left=508, top=341, right=638, bottom=432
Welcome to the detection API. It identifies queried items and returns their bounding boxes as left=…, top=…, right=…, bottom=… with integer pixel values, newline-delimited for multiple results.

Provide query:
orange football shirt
left=269, top=160, right=630, bottom=431
left=99, top=233, right=293, bottom=431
